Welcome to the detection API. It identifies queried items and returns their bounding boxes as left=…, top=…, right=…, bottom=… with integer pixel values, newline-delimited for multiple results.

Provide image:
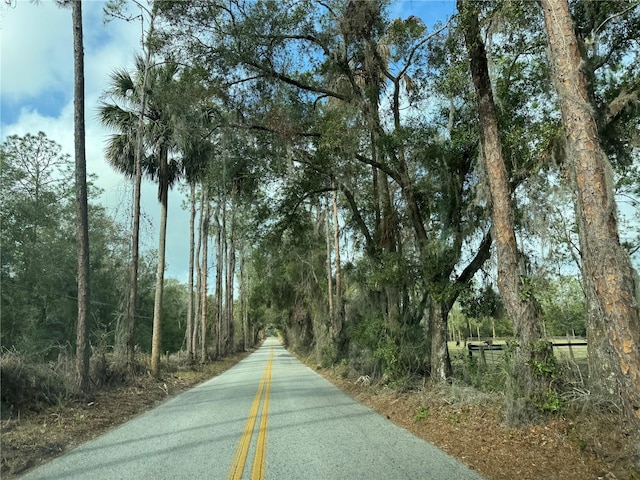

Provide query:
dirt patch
left=0, top=351, right=251, bottom=479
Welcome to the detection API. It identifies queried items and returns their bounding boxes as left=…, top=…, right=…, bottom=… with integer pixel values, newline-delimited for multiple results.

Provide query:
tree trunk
left=200, top=192, right=211, bottom=362
left=226, top=236, right=236, bottom=353
left=326, top=200, right=334, bottom=324
left=541, top=0, right=640, bottom=437
left=215, top=203, right=224, bottom=357
left=186, top=182, right=196, bottom=360
left=379, top=172, right=401, bottom=339
left=126, top=6, right=156, bottom=371
left=193, top=190, right=204, bottom=360
left=332, top=190, right=344, bottom=352
left=225, top=194, right=237, bottom=354
left=125, top=144, right=142, bottom=368
left=150, top=147, right=169, bottom=377
left=459, top=0, right=552, bottom=424
left=72, top=0, right=90, bottom=395
left=239, top=246, right=248, bottom=351
left=430, top=301, right=453, bottom=381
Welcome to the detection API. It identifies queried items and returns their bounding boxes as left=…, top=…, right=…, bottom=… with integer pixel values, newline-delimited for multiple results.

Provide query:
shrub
left=0, top=349, right=74, bottom=413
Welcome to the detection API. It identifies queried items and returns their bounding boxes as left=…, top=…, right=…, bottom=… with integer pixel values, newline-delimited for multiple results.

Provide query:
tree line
left=2, top=0, right=639, bottom=456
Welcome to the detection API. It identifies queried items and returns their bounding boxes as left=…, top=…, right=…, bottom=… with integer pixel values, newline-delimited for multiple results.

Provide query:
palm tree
left=99, top=56, right=182, bottom=377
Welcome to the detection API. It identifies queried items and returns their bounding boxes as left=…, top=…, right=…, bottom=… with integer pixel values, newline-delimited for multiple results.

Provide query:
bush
left=0, top=349, right=74, bottom=413
left=89, top=349, right=131, bottom=388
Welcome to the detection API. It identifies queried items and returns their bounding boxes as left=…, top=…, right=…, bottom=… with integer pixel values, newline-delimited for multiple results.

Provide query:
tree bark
left=430, top=301, right=453, bottom=381
left=541, top=0, right=640, bottom=436
left=332, top=190, right=344, bottom=352
left=225, top=193, right=237, bottom=354
left=200, top=191, right=211, bottom=361
left=239, top=246, right=248, bottom=351
left=150, top=147, right=169, bottom=377
left=127, top=6, right=156, bottom=371
left=459, top=0, right=552, bottom=424
left=193, top=190, right=205, bottom=359
left=72, top=0, right=91, bottom=395
left=186, top=182, right=196, bottom=360
left=215, top=202, right=224, bottom=357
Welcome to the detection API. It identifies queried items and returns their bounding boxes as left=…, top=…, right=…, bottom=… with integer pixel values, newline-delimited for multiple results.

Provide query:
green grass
left=553, top=345, right=587, bottom=363
left=447, top=341, right=588, bottom=376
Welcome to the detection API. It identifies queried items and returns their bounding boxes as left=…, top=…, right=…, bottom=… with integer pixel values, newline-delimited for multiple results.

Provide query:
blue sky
left=0, top=0, right=458, bottom=282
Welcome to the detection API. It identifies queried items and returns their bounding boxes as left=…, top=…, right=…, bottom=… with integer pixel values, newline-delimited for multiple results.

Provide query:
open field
left=448, top=340, right=588, bottom=375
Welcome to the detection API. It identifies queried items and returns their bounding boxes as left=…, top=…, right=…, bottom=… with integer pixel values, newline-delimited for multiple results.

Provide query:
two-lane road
left=21, top=338, right=483, bottom=479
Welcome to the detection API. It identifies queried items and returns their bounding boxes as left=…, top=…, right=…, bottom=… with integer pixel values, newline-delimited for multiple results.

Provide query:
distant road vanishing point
left=21, top=337, right=484, bottom=480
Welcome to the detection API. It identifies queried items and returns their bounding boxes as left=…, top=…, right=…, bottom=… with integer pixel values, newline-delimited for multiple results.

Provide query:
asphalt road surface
left=21, top=337, right=484, bottom=479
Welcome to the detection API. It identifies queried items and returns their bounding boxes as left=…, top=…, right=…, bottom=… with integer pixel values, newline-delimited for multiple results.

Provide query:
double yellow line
left=227, top=346, right=274, bottom=480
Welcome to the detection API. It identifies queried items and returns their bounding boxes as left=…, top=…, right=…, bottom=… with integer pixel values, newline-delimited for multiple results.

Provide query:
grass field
left=447, top=340, right=588, bottom=378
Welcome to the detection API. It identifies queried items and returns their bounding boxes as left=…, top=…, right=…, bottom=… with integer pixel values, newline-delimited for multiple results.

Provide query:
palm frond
left=104, top=134, right=137, bottom=177
left=106, top=68, right=136, bottom=99
left=97, top=102, right=137, bottom=131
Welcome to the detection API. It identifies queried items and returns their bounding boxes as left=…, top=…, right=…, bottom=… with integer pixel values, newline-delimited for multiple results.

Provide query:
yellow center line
left=251, top=350, right=273, bottom=479
left=226, top=346, right=274, bottom=480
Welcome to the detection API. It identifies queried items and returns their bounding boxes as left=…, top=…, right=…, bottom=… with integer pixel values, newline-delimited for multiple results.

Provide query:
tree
left=71, top=0, right=91, bottom=395
left=99, top=61, right=147, bottom=353
left=99, top=57, right=184, bottom=376
left=540, top=0, right=640, bottom=444
left=157, top=0, right=496, bottom=379
left=186, top=182, right=197, bottom=359
left=331, top=190, right=345, bottom=353
left=1, top=133, right=75, bottom=352
left=200, top=188, right=211, bottom=360
left=1, top=133, right=134, bottom=360
left=458, top=0, right=554, bottom=424
left=106, top=0, right=159, bottom=370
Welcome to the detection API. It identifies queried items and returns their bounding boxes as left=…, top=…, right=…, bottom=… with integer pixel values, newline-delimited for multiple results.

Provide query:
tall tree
left=200, top=189, right=211, bottom=361
left=99, top=58, right=183, bottom=376
left=186, top=182, right=197, bottom=359
left=128, top=3, right=156, bottom=371
left=225, top=188, right=238, bottom=354
left=331, top=190, right=344, bottom=352
left=104, top=0, right=159, bottom=371
left=540, top=0, right=640, bottom=442
left=1, top=133, right=75, bottom=352
left=158, top=0, right=493, bottom=377
left=72, top=0, right=91, bottom=395
left=458, top=0, right=554, bottom=424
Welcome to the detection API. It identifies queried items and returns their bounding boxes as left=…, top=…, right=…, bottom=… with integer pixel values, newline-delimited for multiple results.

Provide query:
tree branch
left=604, top=84, right=640, bottom=125
left=354, top=153, right=402, bottom=184
left=243, top=59, right=351, bottom=102
left=339, top=184, right=376, bottom=256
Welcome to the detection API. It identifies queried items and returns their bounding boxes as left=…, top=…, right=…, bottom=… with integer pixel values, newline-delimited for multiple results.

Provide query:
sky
left=0, top=1, right=457, bottom=282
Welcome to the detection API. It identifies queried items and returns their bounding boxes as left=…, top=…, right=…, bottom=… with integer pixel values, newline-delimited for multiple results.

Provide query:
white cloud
left=1, top=0, right=192, bottom=282
left=1, top=1, right=72, bottom=100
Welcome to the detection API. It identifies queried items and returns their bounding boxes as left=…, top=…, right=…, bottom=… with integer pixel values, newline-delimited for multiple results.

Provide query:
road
left=21, top=337, right=484, bottom=479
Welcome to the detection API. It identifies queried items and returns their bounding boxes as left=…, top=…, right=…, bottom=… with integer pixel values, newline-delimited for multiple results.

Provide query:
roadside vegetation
left=2, top=0, right=639, bottom=478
